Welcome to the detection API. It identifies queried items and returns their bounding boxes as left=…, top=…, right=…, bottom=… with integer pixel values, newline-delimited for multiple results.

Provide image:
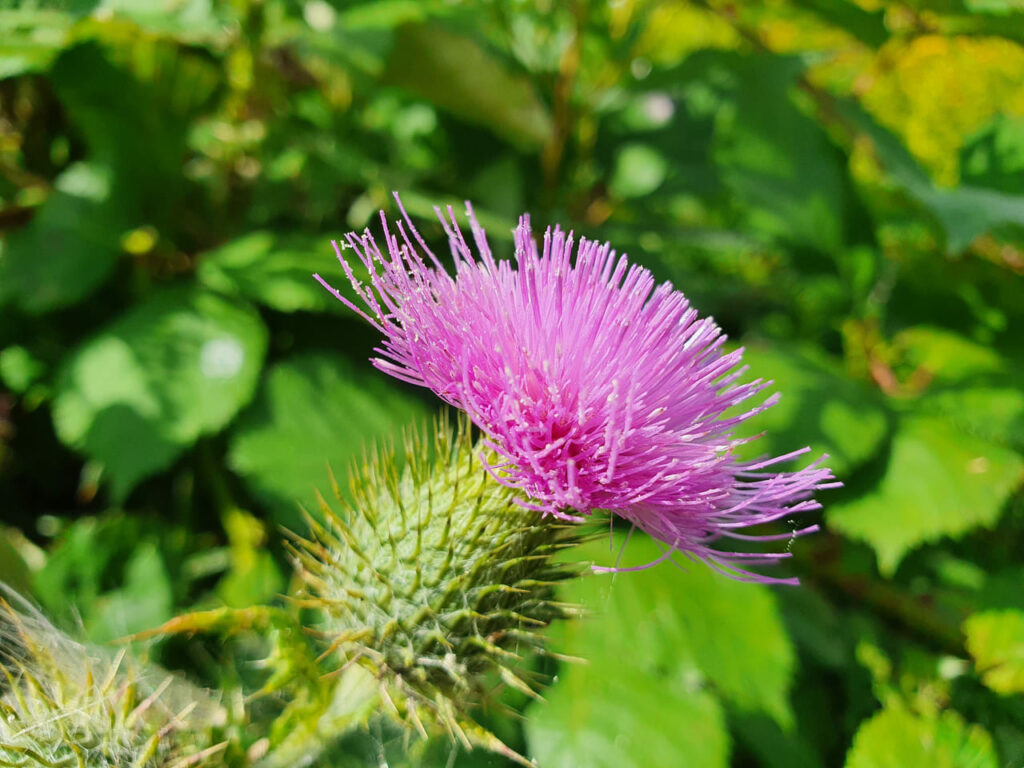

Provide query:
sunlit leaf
left=964, top=609, right=1024, bottom=695
left=528, top=658, right=729, bottom=768
left=845, top=701, right=998, bottom=768
left=384, top=23, right=553, bottom=150
left=52, top=288, right=267, bottom=499
left=734, top=344, right=889, bottom=477
left=227, top=353, right=427, bottom=528
left=888, top=327, right=1024, bottom=451
left=90, top=0, right=230, bottom=42
left=714, top=55, right=847, bottom=251
left=859, top=35, right=1024, bottom=187
left=828, top=416, right=1024, bottom=575
left=90, top=538, right=173, bottom=642
left=0, top=163, right=121, bottom=314
left=528, top=532, right=801, bottom=766
left=961, top=113, right=1024, bottom=194
left=0, top=346, right=47, bottom=394
left=0, top=9, right=73, bottom=79
left=197, top=231, right=366, bottom=315
left=843, top=99, right=1024, bottom=253
left=216, top=507, right=285, bottom=608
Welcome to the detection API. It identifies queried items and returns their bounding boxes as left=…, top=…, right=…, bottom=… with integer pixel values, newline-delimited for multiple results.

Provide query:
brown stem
left=541, top=0, right=584, bottom=205
left=793, top=534, right=967, bottom=657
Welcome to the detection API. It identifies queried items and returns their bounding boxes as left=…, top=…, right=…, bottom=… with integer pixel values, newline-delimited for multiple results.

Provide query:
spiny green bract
left=291, top=413, right=586, bottom=740
left=0, top=594, right=225, bottom=768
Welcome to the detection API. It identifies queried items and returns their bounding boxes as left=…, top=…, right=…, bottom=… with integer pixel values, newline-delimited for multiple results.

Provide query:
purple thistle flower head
left=316, top=195, right=837, bottom=584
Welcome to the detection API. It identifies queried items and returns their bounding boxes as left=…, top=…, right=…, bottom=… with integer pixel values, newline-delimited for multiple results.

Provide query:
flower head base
left=316, top=196, right=837, bottom=583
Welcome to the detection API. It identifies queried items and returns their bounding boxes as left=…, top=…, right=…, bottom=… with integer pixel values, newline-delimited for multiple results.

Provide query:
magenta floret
left=316, top=195, right=837, bottom=583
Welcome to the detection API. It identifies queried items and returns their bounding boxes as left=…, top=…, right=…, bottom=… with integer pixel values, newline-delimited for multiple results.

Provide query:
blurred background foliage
left=1, top=0, right=1024, bottom=765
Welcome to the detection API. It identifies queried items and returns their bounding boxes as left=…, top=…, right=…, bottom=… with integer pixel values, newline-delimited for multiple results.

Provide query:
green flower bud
left=290, top=414, right=587, bottom=759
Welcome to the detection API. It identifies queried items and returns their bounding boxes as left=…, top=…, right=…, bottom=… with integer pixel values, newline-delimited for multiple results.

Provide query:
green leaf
left=384, top=23, right=553, bottom=150
left=540, top=532, right=794, bottom=724
left=227, top=353, right=427, bottom=528
left=964, top=610, right=1024, bottom=695
left=0, top=346, right=46, bottom=393
left=845, top=701, right=998, bottom=768
left=89, top=539, right=173, bottom=642
left=789, top=0, right=888, bottom=48
left=919, top=387, right=1024, bottom=454
left=841, top=99, right=1024, bottom=253
left=216, top=507, right=285, bottom=608
left=894, top=327, right=1005, bottom=383
left=733, top=344, right=889, bottom=477
left=528, top=533, right=800, bottom=767
left=90, top=0, right=230, bottom=42
left=51, top=288, right=267, bottom=499
left=892, top=328, right=1024, bottom=452
left=828, top=416, right=1024, bottom=576
left=0, top=163, right=122, bottom=314
left=527, top=656, right=729, bottom=768
left=0, top=527, right=33, bottom=596
left=197, top=231, right=366, bottom=315
left=0, top=9, right=73, bottom=79
left=714, top=55, right=847, bottom=251
left=732, top=713, right=826, bottom=768
left=960, top=113, right=1024, bottom=194
left=610, top=143, right=668, bottom=199
left=48, top=41, right=213, bottom=225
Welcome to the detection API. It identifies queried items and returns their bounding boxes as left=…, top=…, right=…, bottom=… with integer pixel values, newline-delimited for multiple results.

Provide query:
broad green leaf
left=0, top=9, right=73, bottom=79
left=893, top=328, right=1024, bottom=452
left=553, top=535, right=794, bottom=720
left=828, top=416, right=1024, bottom=576
left=527, top=655, right=729, bottom=768
left=919, top=387, right=1024, bottom=454
left=197, top=231, right=365, bottom=314
left=89, top=538, right=173, bottom=642
left=92, top=0, right=229, bottom=42
left=845, top=701, right=998, bottom=768
left=964, top=610, right=1024, bottom=695
left=734, top=344, right=889, bottom=477
left=842, top=99, right=1024, bottom=253
left=227, top=353, right=427, bottom=528
left=52, top=288, right=267, bottom=499
left=789, top=0, right=887, bottom=48
left=714, top=55, right=847, bottom=251
left=960, top=113, right=1024, bottom=194
left=384, top=23, right=553, bottom=150
left=0, top=163, right=121, bottom=314
left=894, top=327, right=1005, bottom=383
left=732, top=713, right=825, bottom=768
left=965, top=0, right=1024, bottom=11
left=48, top=41, right=214, bottom=226
left=528, top=533, right=799, bottom=767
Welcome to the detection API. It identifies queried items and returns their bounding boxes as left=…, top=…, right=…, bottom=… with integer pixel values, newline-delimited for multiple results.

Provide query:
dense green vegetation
left=2, top=1, right=1024, bottom=766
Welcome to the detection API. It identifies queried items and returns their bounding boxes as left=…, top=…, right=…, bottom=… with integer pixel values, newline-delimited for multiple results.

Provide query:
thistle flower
left=290, top=414, right=584, bottom=762
left=316, top=196, right=836, bottom=583
left=0, top=590, right=225, bottom=768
